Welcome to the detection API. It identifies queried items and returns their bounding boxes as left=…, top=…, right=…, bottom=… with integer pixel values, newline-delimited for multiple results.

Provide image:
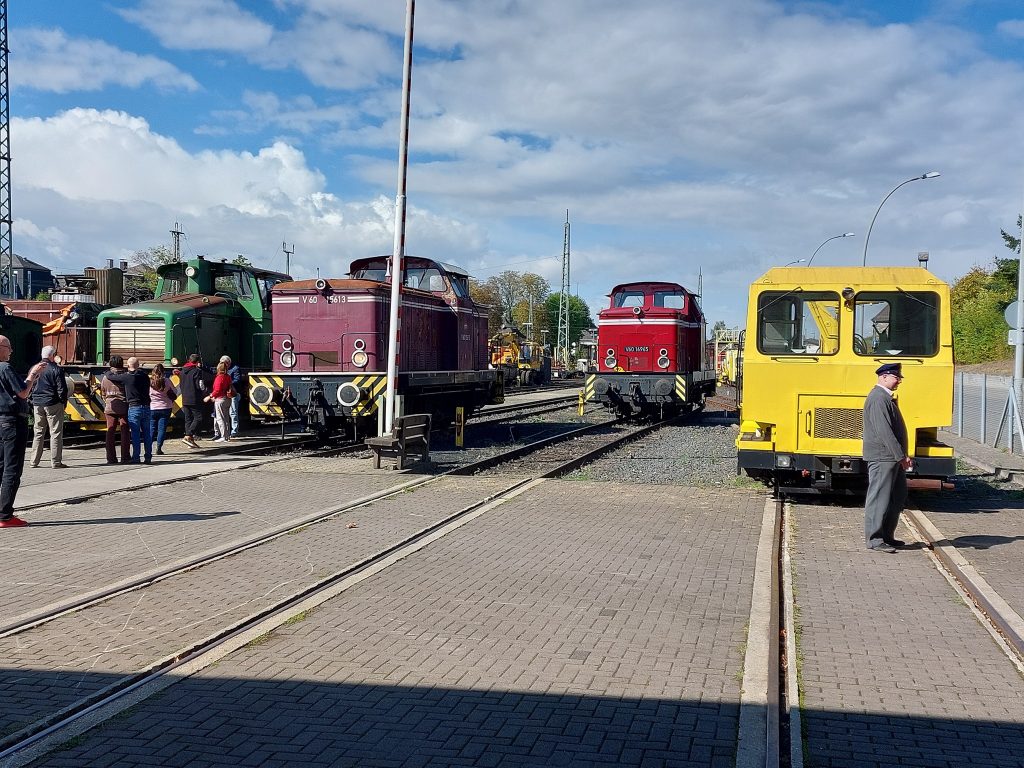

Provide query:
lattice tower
left=0, top=1, right=11, bottom=298
left=555, top=211, right=571, bottom=369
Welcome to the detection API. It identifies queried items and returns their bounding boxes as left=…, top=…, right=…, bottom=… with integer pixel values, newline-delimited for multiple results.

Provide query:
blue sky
left=10, top=0, right=1024, bottom=326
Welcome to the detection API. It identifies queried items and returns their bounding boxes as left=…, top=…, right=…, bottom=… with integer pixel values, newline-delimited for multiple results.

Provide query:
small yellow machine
left=736, top=266, right=955, bottom=494
left=489, top=326, right=551, bottom=386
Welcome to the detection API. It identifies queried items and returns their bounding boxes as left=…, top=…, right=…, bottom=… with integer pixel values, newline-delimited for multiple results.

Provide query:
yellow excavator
left=489, top=326, right=551, bottom=386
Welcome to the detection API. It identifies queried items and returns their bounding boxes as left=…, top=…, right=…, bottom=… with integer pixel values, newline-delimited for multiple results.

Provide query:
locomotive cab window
left=757, top=291, right=840, bottom=356
left=613, top=290, right=645, bottom=308
left=854, top=291, right=939, bottom=356
left=653, top=291, right=686, bottom=310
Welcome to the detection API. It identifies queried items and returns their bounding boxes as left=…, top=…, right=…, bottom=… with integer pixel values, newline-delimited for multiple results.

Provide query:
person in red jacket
left=205, top=361, right=235, bottom=443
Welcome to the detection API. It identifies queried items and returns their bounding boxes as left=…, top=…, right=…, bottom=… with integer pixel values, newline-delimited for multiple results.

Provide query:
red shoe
left=0, top=516, right=28, bottom=528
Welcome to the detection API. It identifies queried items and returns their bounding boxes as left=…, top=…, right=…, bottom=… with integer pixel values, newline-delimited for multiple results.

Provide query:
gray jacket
left=862, top=385, right=907, bottom=462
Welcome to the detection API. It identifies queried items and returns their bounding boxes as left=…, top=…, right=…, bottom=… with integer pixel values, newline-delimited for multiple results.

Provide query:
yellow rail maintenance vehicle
left=736, top=266, right=955, bottom=495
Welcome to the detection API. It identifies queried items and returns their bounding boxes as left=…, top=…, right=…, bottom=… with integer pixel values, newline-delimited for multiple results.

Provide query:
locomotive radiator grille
left=106, top=319, right=165, bottom=363
left=813, top=407, right=863, bottom=440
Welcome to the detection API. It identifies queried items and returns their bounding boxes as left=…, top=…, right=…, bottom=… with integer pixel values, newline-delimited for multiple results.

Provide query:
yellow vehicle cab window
left=853, top=291, right=939, bottom=357
left=757, top=290, right=840, bottom=356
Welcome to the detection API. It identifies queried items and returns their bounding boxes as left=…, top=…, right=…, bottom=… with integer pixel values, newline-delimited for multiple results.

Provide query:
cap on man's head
left=41, top=345, right=56, bottom=360
left=189, top=353, right=201, bottom=363
left=875, top=362, right=903, bottom=378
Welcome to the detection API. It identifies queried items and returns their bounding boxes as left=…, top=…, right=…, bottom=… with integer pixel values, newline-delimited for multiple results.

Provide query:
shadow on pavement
left=27, top=510, right=242, bottom=526
left=0, top=670, right=1019, bottom=767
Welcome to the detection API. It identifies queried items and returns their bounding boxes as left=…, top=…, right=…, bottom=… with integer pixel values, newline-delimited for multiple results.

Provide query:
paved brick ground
left=912, top=473, right=1024, bottom=626
left=29, top=482, right=765, bottom=767
left=0, top=471, right=522, bottom=739
left=0, top=456, right=414, bottom=621
left=792, top=500, right=1024, bottom=768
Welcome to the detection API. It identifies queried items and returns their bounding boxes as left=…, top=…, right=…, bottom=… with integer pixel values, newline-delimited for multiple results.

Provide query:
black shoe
left=884, top=538, right=906, bottom=548
left=870, top=543, right=898, bottom=554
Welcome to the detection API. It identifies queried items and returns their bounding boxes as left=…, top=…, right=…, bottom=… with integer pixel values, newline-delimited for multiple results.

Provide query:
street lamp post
left=862, top=172, right=940, bottom=266
left=807, top=232, right=855, bottom=266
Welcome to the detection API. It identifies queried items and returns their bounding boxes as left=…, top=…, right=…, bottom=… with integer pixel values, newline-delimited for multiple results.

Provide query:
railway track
left=0, top=407, right=708, bottom=765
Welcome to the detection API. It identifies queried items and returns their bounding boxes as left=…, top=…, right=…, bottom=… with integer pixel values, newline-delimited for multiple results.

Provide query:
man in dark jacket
left=0, top=334, right=42, bottom=527
left=106, top=356, right=153, bottom=464
left=178, top=353, right=208, bottom=449
left=29, top=345, right=69, bottom=469
left=863, top=362, right=911, bottom=553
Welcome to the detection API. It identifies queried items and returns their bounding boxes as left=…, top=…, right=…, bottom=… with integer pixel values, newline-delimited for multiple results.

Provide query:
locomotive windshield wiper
left=756, top=287, right=803, bottom=314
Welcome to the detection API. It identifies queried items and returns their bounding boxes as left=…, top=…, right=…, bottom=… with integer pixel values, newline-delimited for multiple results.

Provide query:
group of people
left=101, top=353, right=241, bottom=462
left=0, top=336, right=243, bottom=528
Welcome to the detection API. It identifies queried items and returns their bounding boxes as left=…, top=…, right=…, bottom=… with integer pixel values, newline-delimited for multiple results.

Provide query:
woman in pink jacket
left=148, top=364, right=178, bottom=455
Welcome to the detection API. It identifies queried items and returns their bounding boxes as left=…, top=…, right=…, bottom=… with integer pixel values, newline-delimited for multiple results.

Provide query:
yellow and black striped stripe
left=675, top=374, right=687, bottom=402
left=351, top=374, right=386, bottom=415
left=584, top=374, right=596, bottom=401
left=248, top=374, right=287, bottom=418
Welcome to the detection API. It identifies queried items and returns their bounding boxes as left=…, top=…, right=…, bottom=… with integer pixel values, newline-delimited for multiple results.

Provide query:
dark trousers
left=151, top=409, right=171, bottom=448
left=0, top=415, right=28, bottom=520
left=864, top=460, right=907, bottom=548
left=105, top=413, right=130, bottom=463
left=181, top=405, right=203, bottom=438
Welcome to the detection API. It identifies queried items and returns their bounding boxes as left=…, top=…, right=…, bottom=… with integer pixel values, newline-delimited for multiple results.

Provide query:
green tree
left=232, top=254, right=253, bottom=267
left=544, top=293, right=594, bottom=354
left=951, top=264, right=1015, bottom=364
left=469, top=271, right=550, bottom=337
left=128, top=245, right=179, bottom=301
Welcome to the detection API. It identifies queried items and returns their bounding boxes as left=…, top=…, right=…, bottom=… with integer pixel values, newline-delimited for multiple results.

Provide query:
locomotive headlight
left=353, top=338, right=366, bottom=351
left=185, top=266, right=197, bottom=277
left=604, top=356, right=616, bottom=369
left=279, top=350, right=296, bottom=369
left=351, top=350, right=368, bottom=368
left=657, top=356, right=670, bottom=369
left=775, top=455, right=793, bottom=468
left=337, top=382, right=365, bottom=407
left=170, top=357, right=179, bottom=366
left=281, top=338, right=294, bottom=352
left=659, top=348, right=668, bottom=357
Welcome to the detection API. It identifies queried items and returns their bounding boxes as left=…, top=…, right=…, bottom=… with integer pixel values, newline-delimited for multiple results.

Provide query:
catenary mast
left=0, top=0, right=12, bottom=298
left=555, top=210, right=571, bottom=370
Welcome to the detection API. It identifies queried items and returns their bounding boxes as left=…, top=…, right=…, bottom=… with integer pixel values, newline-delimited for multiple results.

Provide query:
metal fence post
left=956, top=372, right=964, bottom=436
left=981, top=375, right=987, bottom=445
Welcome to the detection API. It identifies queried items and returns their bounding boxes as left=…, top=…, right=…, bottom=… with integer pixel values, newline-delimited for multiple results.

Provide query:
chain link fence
left=952, top=372, right=1024, bottom=453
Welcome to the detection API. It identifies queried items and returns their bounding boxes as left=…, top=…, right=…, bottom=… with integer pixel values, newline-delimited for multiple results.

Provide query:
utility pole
left=0, top=0, right=13, bottom=299
left=556, top=210, right=571, bottom=370
left=170, top=222, right=183, bottom=262
left=282, top=241, right=294, bottom=276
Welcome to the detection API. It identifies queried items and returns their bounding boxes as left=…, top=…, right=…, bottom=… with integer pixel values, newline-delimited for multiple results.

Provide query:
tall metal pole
left=171, top=222, right=183, bottom=261
left=282, top=241, right=294, bottom=276
left=0, top=1, right=12, bottom=299
left=1015, top=193, right=1024, bottom=383
left=862, top=172, right=939, bottom=266
left=556, top=211, right=571, bottom=369
left=807, top=232, right=854, bottom=266
left=384, top=0, right=415, bottom=434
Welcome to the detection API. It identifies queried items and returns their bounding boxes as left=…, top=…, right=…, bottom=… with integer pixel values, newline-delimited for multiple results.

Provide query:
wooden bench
left=365, top=413, right=432, bottom=470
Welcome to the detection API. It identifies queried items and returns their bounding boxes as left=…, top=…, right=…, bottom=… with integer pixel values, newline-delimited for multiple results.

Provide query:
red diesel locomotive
left=584, top=281, right=716, bottom=417
left=247, top=255, right=503, bottom=436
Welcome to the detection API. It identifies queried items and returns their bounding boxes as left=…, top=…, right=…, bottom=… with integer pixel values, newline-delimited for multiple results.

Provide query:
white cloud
left=116, top=0, right=274, bottom=52
left=998, top=19, right=1024, bottom=38
left=12, top=109, right=486, bottom=277
left=12, top=27, right=199, bottom=93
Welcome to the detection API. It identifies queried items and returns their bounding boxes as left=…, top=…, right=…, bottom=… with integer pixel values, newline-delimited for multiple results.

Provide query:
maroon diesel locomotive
left=248, top=255, right=503, bottom=435
left=584, top=280, right=716, bottom=417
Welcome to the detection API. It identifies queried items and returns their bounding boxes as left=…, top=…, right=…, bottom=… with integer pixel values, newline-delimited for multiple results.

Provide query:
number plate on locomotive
left=624, top=346, right=650, bottom=352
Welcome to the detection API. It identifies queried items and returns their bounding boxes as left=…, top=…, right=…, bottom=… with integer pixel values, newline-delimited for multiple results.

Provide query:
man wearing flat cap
left=863, top=362, right=911, bottom=553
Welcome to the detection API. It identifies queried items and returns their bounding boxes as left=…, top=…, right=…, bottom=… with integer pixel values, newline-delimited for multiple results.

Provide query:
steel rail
left=0, top=409, right=699, bottom=762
